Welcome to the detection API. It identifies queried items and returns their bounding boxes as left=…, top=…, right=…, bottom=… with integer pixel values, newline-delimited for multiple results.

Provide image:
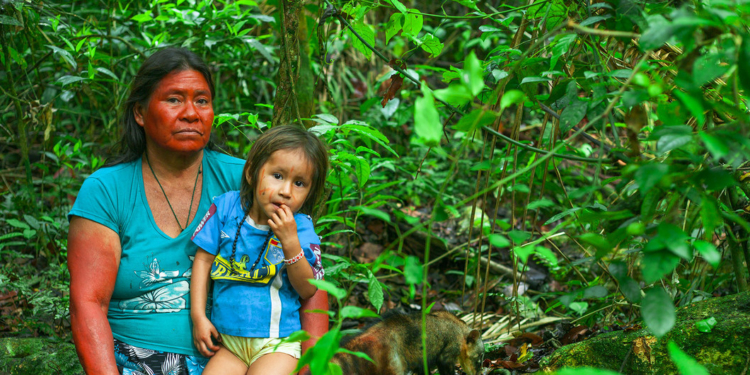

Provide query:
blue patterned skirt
left=114, top=338, right=209, bottom=375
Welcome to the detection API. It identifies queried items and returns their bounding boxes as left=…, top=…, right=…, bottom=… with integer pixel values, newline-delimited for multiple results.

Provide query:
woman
left=68, top=48, right=328, bottom=375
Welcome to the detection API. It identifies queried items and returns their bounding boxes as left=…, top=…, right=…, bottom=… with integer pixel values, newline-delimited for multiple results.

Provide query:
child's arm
left=269, top=205, right=318, bottom=299
left=190, top=248, right=222, bottom=357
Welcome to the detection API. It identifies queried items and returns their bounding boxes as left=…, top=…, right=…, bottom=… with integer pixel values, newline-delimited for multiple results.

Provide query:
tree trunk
left=273, top=0, right=314, bottom=127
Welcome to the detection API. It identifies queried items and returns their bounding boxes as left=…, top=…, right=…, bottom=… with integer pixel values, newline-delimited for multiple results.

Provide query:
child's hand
left=192, top=315, right=221, bottom=357
left=268, top=204, right=300, bottom=252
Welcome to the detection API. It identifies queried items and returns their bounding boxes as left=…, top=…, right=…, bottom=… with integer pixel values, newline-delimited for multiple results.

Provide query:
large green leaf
left=420, top=33, right=443, bottom=58
left=694, top=240, right=720, bottom=268
left=414, top=82, right=442, bottom=146
left=635, top=163, right=668, bottom=197
left=649, top=125, right=692, bottom=154
left=500, top=90, right=525, bottom=111
left=388, top=0, right=407, bottom=13
left=386, top=13, right=404, bottom=44
left=434, top=83, right=472, bottom=107
left=308, top=279, right=347, bottom=300
left=642, top=250, right=680, bottom=284
left=404, top=256, right=423, bottom=284
left=402, top=10, right=423, bottom=36
left=340, top=306, right=380, bottom=319
left=453, top=109, right=496, bottom=132
left=550, top=34, right=577, bottom=70
left=347, top=21, right=375, bottom=60
left=668, top=341, right=709, bottom=375
left=559, top=98, right=587, bottom=133
left=699, top=132, right=729, bottom=160
left=579, top=233, right=612, bottom=258
left=368, top=275, right=384, bottom=312
left=639, top=15, right=674, bottom=50
left=641, top=287, right=676, bottom=338
left=657, top=222, right=692, bottom=260
left=463, top=52, right=484, bottom=96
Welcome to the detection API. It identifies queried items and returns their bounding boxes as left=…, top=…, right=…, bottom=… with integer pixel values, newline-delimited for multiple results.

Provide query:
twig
left=568, top=20, right=641, bottom=39
left=619, top=345, right=633, bottom=374
left=482, top=126, right=613, bottom=163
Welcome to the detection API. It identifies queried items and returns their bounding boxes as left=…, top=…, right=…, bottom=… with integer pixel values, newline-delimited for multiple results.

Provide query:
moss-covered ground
left=540, top=292, right=750, bottom=374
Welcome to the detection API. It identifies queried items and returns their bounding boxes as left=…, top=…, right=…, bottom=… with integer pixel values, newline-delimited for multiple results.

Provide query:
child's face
left=249, top=148, right=314, bottom=225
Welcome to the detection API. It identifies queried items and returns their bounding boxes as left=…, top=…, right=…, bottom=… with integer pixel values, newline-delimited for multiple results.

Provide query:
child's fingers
left=281, top=204, right=294, bottom=218
left=212, top=328, right=222, bottom=342
left=208, top=329, right=221, bottom=351
left=197, top=340, right=212, bottom=357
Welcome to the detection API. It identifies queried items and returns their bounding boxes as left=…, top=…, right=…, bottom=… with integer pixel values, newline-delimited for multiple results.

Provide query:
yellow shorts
left=220, top=334, right=301, bottom=367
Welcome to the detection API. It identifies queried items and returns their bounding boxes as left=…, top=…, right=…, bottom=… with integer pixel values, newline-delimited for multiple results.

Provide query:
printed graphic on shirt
left=191, top=204, right=217, bottom=241
left=265, top=238, right=285, bottom=264
left=118, top=257, right=189, bottom=313
left=310, top=244, right=324, bottom=280
left=209, top=236, right=283, bottom=284
left=118, top=280, right=189, bottom=313
left=136, top=258, right=180, bottom=288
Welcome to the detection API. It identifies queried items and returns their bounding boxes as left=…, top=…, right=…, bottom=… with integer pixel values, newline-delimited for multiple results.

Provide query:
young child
left=190, top=125, right=328, bottom=375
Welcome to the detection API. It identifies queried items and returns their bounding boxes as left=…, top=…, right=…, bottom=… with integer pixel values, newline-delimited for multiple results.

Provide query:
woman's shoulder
left=83, top=161, right=138, bottom=187
left=205, top=149, right=244, bottom=168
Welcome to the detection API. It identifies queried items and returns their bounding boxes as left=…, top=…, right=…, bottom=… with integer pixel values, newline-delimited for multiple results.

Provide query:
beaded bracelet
left=283, top=250, right=305, bottom=265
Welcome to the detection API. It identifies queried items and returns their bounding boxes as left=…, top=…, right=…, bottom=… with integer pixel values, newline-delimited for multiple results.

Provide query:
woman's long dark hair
left=106, top=48, right=217, bottom=166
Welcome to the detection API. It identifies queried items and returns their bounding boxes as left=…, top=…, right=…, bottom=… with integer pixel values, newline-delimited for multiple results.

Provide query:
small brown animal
left=332, top=310, right=484, bottom=375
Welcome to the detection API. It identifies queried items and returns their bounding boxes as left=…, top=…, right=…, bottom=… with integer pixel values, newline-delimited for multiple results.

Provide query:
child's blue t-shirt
left=67, top=150, right=245, bottom=356
left=191, top=191, right=324, bottom=338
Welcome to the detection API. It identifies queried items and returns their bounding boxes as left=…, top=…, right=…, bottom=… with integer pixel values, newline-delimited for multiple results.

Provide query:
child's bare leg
left=203, top=346, right=248, bottom=375
left=246, top=352, right=298, bottom=375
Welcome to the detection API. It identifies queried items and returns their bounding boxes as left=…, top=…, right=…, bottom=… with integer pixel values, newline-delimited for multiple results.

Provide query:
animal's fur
left=332, top=310, right=484, bottom=375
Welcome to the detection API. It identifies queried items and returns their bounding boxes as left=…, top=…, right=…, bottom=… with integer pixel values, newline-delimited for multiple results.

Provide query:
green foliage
left=3, top=0, right=750, bottom=372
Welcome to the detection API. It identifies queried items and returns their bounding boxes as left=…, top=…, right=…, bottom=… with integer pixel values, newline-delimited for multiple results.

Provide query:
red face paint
left=135, top=70, right=214, bottom=153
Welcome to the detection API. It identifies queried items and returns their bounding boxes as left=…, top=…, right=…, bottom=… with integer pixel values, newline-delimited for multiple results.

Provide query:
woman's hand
left=192, top=315, right=221, bottom=357
left=268, top=204, right=299, bottom=253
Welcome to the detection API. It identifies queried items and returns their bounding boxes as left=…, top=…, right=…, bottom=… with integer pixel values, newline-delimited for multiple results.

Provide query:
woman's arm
left=298, top=289, right=330, bottom=375
left=190, top=249, right=221, bottom=357
left=68, top=217, right=122, bottom=375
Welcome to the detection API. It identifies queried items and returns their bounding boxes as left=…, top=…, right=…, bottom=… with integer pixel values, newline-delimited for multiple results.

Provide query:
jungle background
left=1, top=0, right=750, bottom=374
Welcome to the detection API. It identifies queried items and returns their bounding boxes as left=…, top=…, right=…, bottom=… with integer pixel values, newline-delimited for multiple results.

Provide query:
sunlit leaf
left=694, top=241, right=720, bottom=268
left=414, top=82, right=442, bottom=146
left=386, top=13, right=404, bottom=44
left=500, top=90, right=525, bottom=111
left=388, top=0, right=408, bottom=13
left=402, top=10, right=423, bottom=36
left=404, top=256, right=423, bottom=284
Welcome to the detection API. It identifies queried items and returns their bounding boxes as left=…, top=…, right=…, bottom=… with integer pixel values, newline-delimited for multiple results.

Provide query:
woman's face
left=135, top=69, right=214, bottom=154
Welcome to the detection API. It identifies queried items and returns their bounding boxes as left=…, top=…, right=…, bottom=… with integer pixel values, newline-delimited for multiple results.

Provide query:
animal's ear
left=466, top=329, right=481, bottom=344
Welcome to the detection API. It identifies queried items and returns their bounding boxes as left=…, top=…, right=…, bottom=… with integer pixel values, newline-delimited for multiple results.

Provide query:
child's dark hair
left=239, top=125, right=329, bottom=215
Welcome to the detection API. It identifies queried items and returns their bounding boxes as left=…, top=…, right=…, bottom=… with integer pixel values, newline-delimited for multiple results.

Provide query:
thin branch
left=568, top=20, right=641, bottom=39
left=482, top=126, right=613, bottom=163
